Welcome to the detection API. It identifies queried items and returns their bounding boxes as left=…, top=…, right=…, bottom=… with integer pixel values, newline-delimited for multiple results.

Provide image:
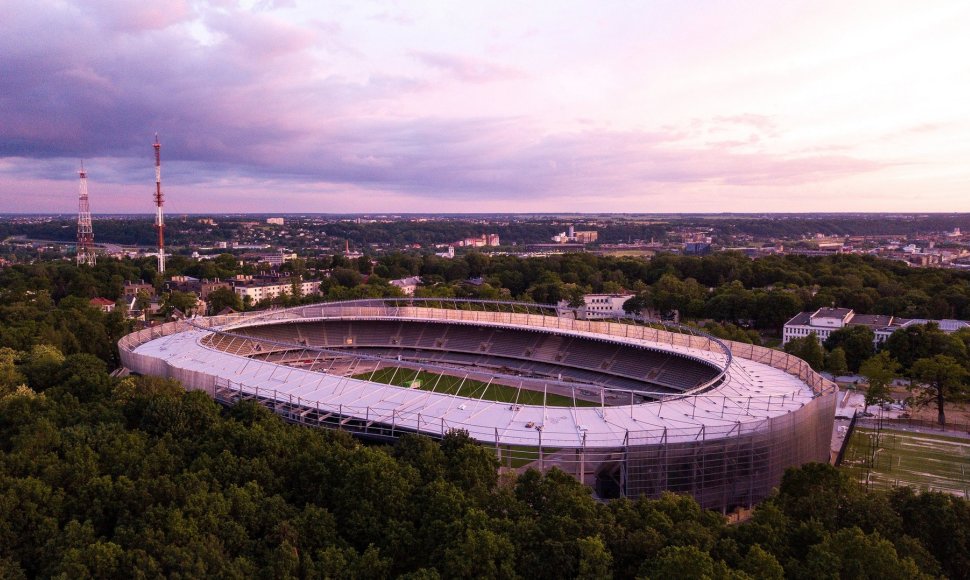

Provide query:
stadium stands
left=221, top=319, right=720, bottom=397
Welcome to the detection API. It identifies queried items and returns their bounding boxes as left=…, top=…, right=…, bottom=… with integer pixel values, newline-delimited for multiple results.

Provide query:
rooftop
left=811, top=307, right=853, bottom=319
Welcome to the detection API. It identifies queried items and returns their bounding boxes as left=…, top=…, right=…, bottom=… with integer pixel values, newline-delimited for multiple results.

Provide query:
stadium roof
left=134, top=319, right=816, bottom=448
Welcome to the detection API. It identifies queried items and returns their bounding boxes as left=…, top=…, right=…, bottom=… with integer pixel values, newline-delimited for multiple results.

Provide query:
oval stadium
left=119, top=298, right=837, bottom=512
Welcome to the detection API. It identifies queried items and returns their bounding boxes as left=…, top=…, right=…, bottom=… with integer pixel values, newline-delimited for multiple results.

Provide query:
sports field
left=840, top=427, right=970, bottom=497
left=352, top=367, right=599, bottom=407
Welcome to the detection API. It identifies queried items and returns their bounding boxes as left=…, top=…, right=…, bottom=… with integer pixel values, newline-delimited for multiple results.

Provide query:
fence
left=834, top=411, right=859, bottom=466
left=856, top=416, right=970, bottom=437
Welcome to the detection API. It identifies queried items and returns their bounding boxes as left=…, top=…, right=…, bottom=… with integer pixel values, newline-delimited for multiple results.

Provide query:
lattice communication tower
left=153, top=134, right=165, bottom=274
left=76, top=162, right=96, bottom=266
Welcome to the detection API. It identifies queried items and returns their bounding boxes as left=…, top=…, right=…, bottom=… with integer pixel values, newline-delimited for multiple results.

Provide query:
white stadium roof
left=132, top=312, right=817, bottom=449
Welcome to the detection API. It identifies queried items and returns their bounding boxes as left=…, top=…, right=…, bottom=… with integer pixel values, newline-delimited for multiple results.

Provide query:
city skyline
left=2, top=0, right=969, bottom=213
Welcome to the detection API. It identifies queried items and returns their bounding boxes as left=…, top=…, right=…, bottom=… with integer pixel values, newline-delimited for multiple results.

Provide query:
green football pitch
left=841, top=427, right=970, bottom=497
left=351, top=366, right=599, bottom=407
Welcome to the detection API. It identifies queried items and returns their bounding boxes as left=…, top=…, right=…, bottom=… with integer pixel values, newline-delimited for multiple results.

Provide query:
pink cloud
left=88, top=0, right=196, bottom=32
left=410, top=51, right=526, bottom=83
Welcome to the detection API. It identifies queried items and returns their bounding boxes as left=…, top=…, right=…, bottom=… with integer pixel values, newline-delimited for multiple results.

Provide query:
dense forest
left=1, top=351, right=968, bottom=578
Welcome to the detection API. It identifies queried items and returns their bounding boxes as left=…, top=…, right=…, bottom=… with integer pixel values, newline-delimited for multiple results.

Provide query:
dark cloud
left=0, top=0, right=888, bottom=210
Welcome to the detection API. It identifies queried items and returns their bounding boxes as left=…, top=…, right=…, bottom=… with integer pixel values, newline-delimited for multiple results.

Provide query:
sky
left=1, top=0, right=969, bottom=214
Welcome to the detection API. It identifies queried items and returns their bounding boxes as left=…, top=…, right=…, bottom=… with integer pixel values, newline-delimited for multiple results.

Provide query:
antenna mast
left=76, top=162, right=96, bottom=266
left=153, top=133, right=165, bottom=274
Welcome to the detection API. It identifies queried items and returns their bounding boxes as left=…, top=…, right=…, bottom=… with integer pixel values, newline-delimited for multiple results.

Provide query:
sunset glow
left=2, top=0, right=969, bottom=212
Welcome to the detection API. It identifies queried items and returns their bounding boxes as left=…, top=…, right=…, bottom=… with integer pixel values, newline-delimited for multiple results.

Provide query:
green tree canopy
left=826, top=347, right=849, bottom=376
left=859, top=351, right=901, bottom=408
left=824, top=325, right=875, bottom=372
left=885, top=323, right=968, bottom=373
left=784, top=334, right=824, bottom=371
left=909, top=355, right=969, bottom=426
left=206, top=286, right=242, bottom=314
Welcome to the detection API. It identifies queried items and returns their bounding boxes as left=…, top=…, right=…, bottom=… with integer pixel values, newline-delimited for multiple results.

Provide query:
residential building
left=248, top=251, right=298, bottom=266
left=456, top=234, right=499, bottom=247
left=89, top=297, right=115, bottom=313
left=390, top=276, right=421, bottom=296
left=165, top=276, right=232, bottom=300
left=557, top=293, right=634, bottom=320
left=233, top=278, right=321, bottom=303
left=122, top=280, right=155, bottom=299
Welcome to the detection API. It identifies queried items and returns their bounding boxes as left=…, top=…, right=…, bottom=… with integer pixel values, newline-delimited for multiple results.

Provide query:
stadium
left=119, top=298, right=837, bottom=512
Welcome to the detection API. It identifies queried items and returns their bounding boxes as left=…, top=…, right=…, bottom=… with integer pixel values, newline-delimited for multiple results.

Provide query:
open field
left=351, top=367, right=600, bottom=407
left=841, top=427, right=970, bottom=498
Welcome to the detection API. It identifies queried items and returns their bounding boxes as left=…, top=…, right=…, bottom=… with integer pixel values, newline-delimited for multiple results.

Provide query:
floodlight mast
left=153, top=133, right=165, bottom=274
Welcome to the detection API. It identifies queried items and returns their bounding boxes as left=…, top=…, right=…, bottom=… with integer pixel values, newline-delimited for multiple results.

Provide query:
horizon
left=2, top=1, right=969, bottom=213
left=5, top=211, right=970, bottom=219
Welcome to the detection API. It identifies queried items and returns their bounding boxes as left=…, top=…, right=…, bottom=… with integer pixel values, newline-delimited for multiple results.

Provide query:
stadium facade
left=119, top=299, right=836, bottom=512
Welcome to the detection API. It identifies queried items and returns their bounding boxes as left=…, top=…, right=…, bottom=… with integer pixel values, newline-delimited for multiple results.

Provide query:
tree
left=800, top=527, right=926, bottom=580
left=775, top=463, right=863, bottom=532
left=332, top=267, right=363, bottom=288
left=288, top=276, right=303, bottom=303
left=889, top=488, right=970, bottom=579
left=909, top=355, right=968, bottom=426
left=622, top=292, right=651, bottom=318
left=576, top=536, right=613, bottom=580
left=824, top=325, right=875, bottom=372
left=885, top=323, right=967, bottom=373
left=641, top=545, right=716, bottom=580
left=825, top=347, right=849, bottom=377
left=0, top=347, right=26, bottom=396
left=739, top=544, right=784, bottom=580
left=134, top=290, right=152, bottom=322
left=564, top=285, right=587, bottom=309
left=207, top=287, right=242, bottom=315
left=784, top=334, right=824, bottom=371
left=161, top=290, right=198, bottom=317
left=650, top=274, right=707, bottom=318
left=754, top=291, right=802, bottom=330
left=859, top=351, right=900, bottom=408
left=20, top=344, right=65, bottom=390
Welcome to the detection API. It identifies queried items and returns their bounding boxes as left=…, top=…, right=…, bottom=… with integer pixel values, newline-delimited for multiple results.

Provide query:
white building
left=782, top=307, right=970, bottom=345
left=390, top=276, right=422, bottom=296
left=233, top=279, right=321, bottom=303
left=557, top=293, right=634, bottom=320
left=266, top=217, right=285, bottom=225
left=551, top=227, right=598, bottom=244
left=256, top=252, right=298, bottom=266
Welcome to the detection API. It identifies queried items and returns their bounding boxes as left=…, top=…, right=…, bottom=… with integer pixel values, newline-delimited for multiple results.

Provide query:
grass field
left=841, top=427, right=970, bottom=497
left=351, top=367, right=598, bottom=407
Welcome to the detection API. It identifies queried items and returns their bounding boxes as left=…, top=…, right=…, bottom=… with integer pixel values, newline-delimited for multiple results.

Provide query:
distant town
left=3, top=213, right=970, bottom=271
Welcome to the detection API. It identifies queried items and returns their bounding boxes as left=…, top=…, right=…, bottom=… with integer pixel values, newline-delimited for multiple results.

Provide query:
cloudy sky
left=1, top=0, right=969, bottom=213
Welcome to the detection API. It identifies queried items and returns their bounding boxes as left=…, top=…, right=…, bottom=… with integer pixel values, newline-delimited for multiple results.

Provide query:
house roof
left=811, top=307, right=853, bottom=319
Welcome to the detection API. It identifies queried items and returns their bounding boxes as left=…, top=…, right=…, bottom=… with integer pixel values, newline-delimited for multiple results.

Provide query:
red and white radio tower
left=76, top=162, right=96, bottom=266
left=153, top=133, right=166, bottom=274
